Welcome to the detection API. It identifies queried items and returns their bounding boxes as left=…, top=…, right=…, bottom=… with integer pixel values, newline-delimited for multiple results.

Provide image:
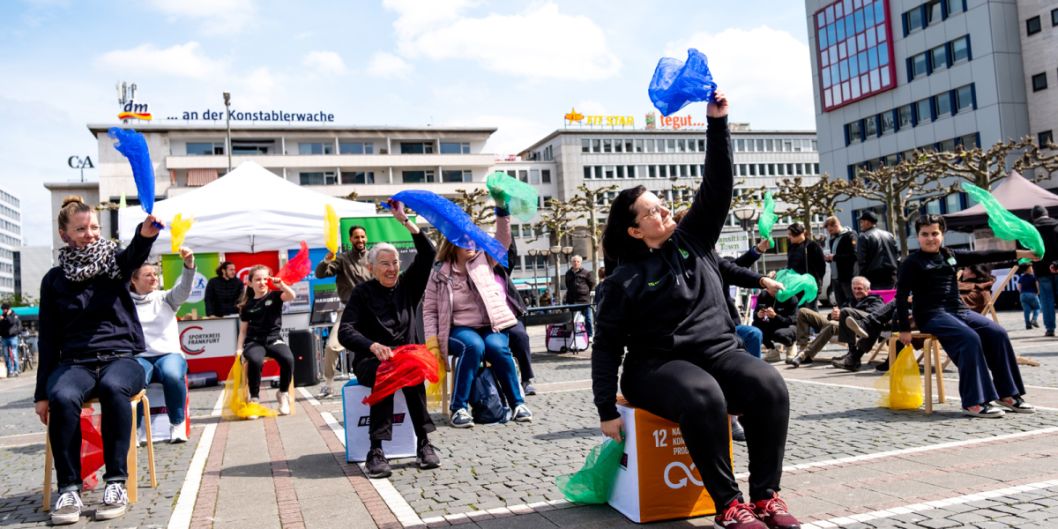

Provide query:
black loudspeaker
left=288, top=330, right=320, bottom=387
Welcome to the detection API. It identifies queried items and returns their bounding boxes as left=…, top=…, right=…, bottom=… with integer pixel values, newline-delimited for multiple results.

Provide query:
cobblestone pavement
left=0, top=309, right=1055, bottom=528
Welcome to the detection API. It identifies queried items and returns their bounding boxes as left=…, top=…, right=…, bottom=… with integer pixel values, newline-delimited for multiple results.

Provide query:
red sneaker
left=714, top=499, right=767, bottom=529
left=753, top=493, right=801, bottom=529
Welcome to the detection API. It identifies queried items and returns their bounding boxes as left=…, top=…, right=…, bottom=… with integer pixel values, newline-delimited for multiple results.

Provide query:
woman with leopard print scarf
left=34, top=195, right=160, bottom=525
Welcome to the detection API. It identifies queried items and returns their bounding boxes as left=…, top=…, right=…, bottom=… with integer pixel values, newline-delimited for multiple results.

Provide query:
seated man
left=790, top=276, right=883, bottom=368
left=752, top=289, right=799, bottom=362
left=839, top=300, right=898, bottom=371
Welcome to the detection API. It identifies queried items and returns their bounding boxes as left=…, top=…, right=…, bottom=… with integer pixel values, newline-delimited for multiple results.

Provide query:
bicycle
left=17, top=338, right=33, bottom=372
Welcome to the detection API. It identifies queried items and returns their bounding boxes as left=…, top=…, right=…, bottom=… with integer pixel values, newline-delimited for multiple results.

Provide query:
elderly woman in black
left=339, top=200, right=441, bottom=479
left=592, top=92, right=799, bottom=529
left=897, top=214, right=1037, bottom=417
left=35, top=196, right=160, bottom=525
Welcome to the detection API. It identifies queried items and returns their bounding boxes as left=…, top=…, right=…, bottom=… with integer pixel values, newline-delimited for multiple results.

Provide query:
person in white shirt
left=129, top=247, right=195, bottom=443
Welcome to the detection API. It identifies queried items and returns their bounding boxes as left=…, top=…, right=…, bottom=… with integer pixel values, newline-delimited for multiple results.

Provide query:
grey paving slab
left=212, top=417, right=279, bottom=529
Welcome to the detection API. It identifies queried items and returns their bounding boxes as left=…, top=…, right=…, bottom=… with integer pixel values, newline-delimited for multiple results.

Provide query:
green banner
left=162, top=252, right=220, bottom=318
left=339, top=216, right=416, bottom=249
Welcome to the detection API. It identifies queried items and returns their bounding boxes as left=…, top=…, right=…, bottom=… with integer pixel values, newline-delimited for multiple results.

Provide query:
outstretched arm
left=673, top=90, right=733, bottom=251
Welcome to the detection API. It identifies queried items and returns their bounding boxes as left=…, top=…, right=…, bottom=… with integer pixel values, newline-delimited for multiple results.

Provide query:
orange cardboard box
left=608, top=397, right=731, bottom=523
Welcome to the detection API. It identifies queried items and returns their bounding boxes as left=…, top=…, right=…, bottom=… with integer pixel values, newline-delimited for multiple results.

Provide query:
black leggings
left=243, top=340, right=294, bottom=399
left=507, top=320, right=534, bottom=383
left=621, top=349, right=789, bottom=506
left=353, top=356, right=435, bottom=441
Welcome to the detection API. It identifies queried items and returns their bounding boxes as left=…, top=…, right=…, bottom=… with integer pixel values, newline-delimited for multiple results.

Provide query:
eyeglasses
left=635, top=201, right=667, bottom=224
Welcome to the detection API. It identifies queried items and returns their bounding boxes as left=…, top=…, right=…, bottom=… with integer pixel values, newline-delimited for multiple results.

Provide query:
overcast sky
left=0, top=0, right=815, bottom=247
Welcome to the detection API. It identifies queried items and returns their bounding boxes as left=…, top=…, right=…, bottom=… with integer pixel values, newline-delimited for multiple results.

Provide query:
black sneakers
left=417, top=439, right=441, bottom=470
left=365, top=447, right=392, bottom=479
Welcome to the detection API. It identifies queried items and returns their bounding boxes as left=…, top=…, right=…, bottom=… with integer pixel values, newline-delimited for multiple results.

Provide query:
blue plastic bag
left=648, top=48, right=717, bottom=117
left=108, top=128, right=155, bottom=214
left=387, top=190, right=509, bottom=267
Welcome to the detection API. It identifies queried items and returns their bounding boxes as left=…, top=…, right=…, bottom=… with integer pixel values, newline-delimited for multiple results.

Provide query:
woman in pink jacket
left=423, top=204, right=532, bottom=428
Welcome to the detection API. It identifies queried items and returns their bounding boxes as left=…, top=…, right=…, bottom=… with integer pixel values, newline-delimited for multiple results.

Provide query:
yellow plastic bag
left=223, top=355, right=278, bottom=420
left=169, top=213, right=193, bottom=254
left=876, top=345, right=924, bottom=409
left=323, top=204, right=340, bottom=254
left=425, top=374, right=445, bottom=413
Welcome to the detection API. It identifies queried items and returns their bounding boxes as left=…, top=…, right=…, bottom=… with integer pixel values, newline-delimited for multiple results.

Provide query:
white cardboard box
left=342, top=379, right=417, bottom=462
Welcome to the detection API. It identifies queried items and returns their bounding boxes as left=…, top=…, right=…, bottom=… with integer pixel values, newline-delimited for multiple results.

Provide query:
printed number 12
left=653, top=429, right=667, bottom=448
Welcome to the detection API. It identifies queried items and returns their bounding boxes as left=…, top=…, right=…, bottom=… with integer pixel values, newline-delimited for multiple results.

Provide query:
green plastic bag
left=961, top=182, right=1044, bottom=261
left=774, top=269, right=818, bottom=307
left=758, top=192, right=777, bottom=248
left=486, top=171, right=539, bottom=222
left=555, top=438, right=625, bottom=504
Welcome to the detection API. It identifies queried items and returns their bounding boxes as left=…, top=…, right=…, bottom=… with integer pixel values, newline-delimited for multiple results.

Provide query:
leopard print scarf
left=58, top=239, right=121, bottom=282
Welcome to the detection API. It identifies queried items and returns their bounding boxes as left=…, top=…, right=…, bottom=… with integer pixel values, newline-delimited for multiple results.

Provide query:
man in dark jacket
left=753, top=290, right=799, bottom=362
left=786, top=222, right=826, bottom=310
left=789, top=276, right=883, bottom=367
left=563, top=255, right=596, bottom=338
left=1031, top=205, right=1058, bottom=336
left=315, top=225, right=373, bottom=398
left=824, top=216, right=857, bottom=307
left=203, top=261, right=243, bottom=317
left=856, top=211, right=900, bottom=289
left=0, top=303, right=22, bottom=377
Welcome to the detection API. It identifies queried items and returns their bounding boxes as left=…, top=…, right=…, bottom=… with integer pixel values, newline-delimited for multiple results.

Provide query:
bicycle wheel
left=19, top=345, right=32, bottom=371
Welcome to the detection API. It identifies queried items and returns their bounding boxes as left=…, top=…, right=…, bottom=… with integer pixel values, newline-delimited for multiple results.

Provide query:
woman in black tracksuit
left=592, top=91, right=799, bottom=529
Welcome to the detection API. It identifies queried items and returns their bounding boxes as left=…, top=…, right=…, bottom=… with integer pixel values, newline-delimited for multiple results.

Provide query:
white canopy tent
left=118, top=161, right=377, bottom=254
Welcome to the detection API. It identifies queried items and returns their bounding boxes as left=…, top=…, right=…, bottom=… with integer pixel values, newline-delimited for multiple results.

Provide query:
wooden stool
left=43, top=389, right=157, bottom=510
left=886, top=334, right=946, bottom=413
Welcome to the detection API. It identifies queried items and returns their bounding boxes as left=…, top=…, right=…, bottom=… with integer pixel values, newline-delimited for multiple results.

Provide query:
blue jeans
left=919, top=310, right=1025, bottom=409
left=136, top=354, right=188, bottom=424
left=581, top=306, right=594, bottom=338
left=1, top=336, right=18, bottom=375
left=735, top=325, right=763, bottom=359
left=1039, top=276, right=1058, bottom=331
left=448, top=326, right=524, bottom=412
left=1021, top=292, right=1041, bottom=327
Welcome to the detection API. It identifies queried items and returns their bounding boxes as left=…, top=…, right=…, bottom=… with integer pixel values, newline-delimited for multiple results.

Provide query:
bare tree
left=921, top=136, right=1058, bottom=190
left=772, top=175, right=855, bottom=238
left=531, top=198, right=585, bottom=302
left=847, top=153, right=947, bottom=255
left=451, top=188, right=495, bottom=226
left=568, top=183, right=619, bottom=281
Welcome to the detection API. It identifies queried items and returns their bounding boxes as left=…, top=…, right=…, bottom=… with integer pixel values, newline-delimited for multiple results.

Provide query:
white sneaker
left=95, top=482, right=129, bottom=520
left=247, top=397, right=260, bottom=420
left=50, top=490, right=83, bottom=525
left=277, top=390, right=291, bottom=415
left=170, top=421, right=189, bottom=443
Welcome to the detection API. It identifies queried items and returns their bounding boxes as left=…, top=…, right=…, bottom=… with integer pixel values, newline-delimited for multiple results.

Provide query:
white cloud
left=366, top=52, right=412, bottom=79
left=664, top=26, right=814, bottom=128
left=95, top=42, right=224, bottom=79
left=146, top=0, right=255, bottom=34
left=303, top=51, right=347, bottom=75
left=384, top=2, right=620, bottom=81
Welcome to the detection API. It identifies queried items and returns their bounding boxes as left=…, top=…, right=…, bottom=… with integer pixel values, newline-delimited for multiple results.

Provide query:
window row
left=0, top=234, right=19, bottom=246
left=0, top=205, right=19, bottom=222
left=735, top=163, right=820, bottom=178
left=0, top=219, right=19, bottom=234
left=845, top=83, right=975, bottom=145
left=1025, top=8, right=1058, bottom=36
left=502, top=169, right=552, bottom=185
left=902, top=0, right=966, bottom=36
left=846, top=132, right=980, bottom=179
left=906, top=35, right=971, bottom=81
left=1031, top=70, right=1058, bottom=93
left=581, top=137, right=706, bottom=154
left=734, top=138, right=817, bottom=152
left=0, top=190, right=18, bottom=208
left=296, top=168, right=477, bottom=186
left=183, top=140, right=473, bottom=156
left=582, top=164, right=703, bottom=180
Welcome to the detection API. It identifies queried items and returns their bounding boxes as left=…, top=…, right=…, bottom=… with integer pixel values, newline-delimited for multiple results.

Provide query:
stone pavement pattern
left=0, top=310, right=1054, bottom=528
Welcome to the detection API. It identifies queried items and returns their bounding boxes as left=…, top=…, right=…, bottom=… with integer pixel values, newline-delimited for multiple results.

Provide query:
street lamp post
left=550, top=245, right=562, bottom=305
left=732, top=207, right=760, bottom=273
left=223, top=91, right=232, bottom=174
left=527, top=249, right=541, bottom=306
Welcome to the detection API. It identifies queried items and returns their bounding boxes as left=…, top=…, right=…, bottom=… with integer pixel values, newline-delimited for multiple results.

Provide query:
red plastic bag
left=271, top=241, right=311, bottom=289
left=80, top=409, right=104, bottom=490
left=363, top=344, right=440, bottom=406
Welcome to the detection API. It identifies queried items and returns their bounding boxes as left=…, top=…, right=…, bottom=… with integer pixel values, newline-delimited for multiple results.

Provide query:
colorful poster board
left=161, top=252, right=219, bottom=318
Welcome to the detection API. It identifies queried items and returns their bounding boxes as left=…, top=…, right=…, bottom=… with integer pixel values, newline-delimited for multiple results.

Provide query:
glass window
left=591, top=139, right=601, bottom=152
left=755, top=138, right=765, bottom=151
left=299, top=171, right=336, bottom=185
left=957, top=133, right=978, bottom=148
left=905, top=7, right=925, bottom=33
left=934, top=92, right=952, bottom=118
left=604, top=166, right=615, bottom=179
left=1032, top=72, right=1048, bottom=92
left=930, top=45, right=947, bottom=71
left=697, top=139, right=705, bottom=152
left=736, top=139, right=745, bottom=151
left=439, top=142, right=470, bottom=154
left=897, top=105, right=913, bottom=129
left=864, top=116, right=878, bottom=138
left=1027, top=15, right=1042, bottom=36
left=947, top=0, right=965, bottom=15
left=945, top=193, right=962, bottom=214
left=624, top=139, right=634, bottom=152
left=634, top=139, right=644, bottom=152
left=1053, top=8, right=1058, bottom=26
left=186, top=142, right=223, bottom=155
left=542, top=169, right=551, bottom=183
left=602, top=139, right=613, bottom=153
left=669, top=164, right=678, bottom=178
left=955, top=84, right=974, bottom=112
left=614, top=139, right=624, bottom=153
left=583, top=166, right=592, bottom=180
left=910, top=53, right=929, bottom=79
left=401, top=170, right=434, bottom=183
left=339, top=142, right=374, bottom=154
left=667, top=139, right=677, bottom=152
left=938, top=138, right=955, bottom=152
left=648, top=165, right=657, bottom=178
left=951, top=36, right=970, bottom=64
left=677, top=139, right=687, bottom=152
left=926, top=1, right=942, bottom=24
left=518, top=170, right=528, bottom=182
left=880, top=111, right=895, bottom=135
left=748, top=164, right=757, bottom=176
left=299, top=142, right=334, bottom=155
left=644, top=139, right=655, bottom=153
left=400, top=142, right=433, bottom=154
left=915, top=98, right=932, bottom=123
left=1039, top=130, right=1054, bottom=147
left=341, top=171, right=374, bottom=184
left=581, top=139, right=591, bottom=153
left=442, top=170, right=470, bottom=183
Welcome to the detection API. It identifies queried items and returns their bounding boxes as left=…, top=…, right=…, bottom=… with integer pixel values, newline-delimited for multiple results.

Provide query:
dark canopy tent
left=943, top=170, right=1058, bottom=232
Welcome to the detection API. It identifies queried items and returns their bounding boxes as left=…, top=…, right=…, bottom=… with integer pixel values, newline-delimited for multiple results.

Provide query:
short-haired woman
left=36, top=196, right=160, bottom=524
